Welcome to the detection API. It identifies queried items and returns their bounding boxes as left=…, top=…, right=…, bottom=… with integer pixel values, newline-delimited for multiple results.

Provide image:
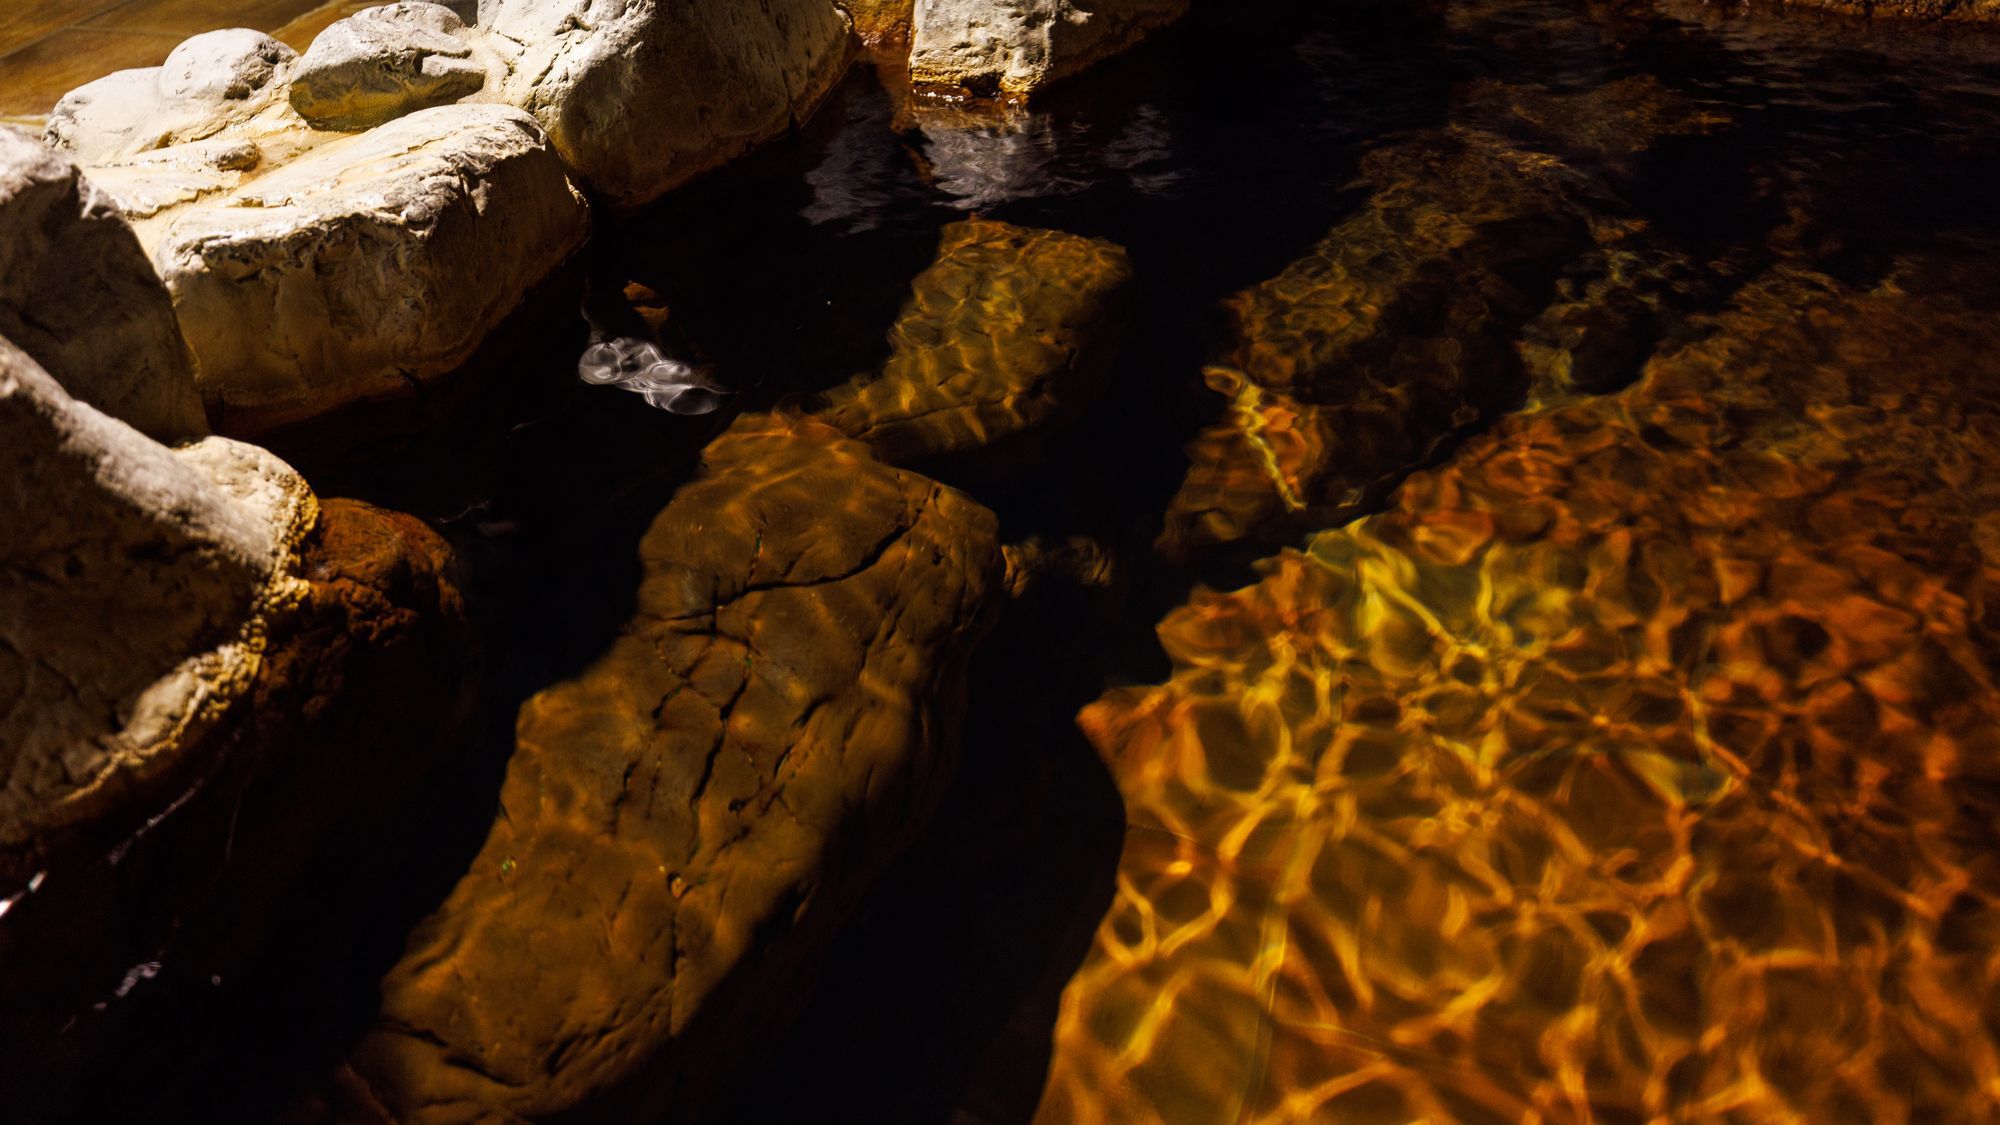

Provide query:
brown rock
left=797, top=218, right=1136, bottom=473
left=345, top=413, right=1002, bottom=1122
left=840, top=0, right=915, bottom=48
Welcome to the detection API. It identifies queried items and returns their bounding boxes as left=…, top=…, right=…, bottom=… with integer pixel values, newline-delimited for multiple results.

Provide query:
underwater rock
left=479, top=0, right=854, bottom=208
left=909, top=0, right=1188, bottom=99
left=45, top=29, right=299, bottom=165
left=0, top=129, right=206, bottom=443
left=147, top=103, right=588, bottom=434
left=796, top=218, right=1136, bottom=472
left=1158, top=130, right=1607, bottom=559
left=1042, top=259, right=2000, bottom=1122
left=343, top=413, right=1002, bottom=1122
left=289, top=2, right=489, bottom=131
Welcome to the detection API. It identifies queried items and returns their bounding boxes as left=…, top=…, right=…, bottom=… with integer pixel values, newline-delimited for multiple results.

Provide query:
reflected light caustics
left=1040, top=262, right=2000, bottom=1125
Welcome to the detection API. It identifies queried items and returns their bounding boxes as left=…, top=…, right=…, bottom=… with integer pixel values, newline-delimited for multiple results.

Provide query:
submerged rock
left=139, top=103, right=588, bottom=433
left=343, top=414, right=1002, bottom=1121
left=289, top=2, right=489, bottom=131
left=1042, top=259, right=2000, bottom=1122
left=797, top=218, right=1137, bottom=471
left=910, top=0, right=1188, bottom=99
left=0, top=129, right=205, bottom=443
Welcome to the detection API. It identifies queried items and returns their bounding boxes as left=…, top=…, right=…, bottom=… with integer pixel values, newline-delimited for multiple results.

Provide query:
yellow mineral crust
left=1044, top=261, right=2000, bottom=1123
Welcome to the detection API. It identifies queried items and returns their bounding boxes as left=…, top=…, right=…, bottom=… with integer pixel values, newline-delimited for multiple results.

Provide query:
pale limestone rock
left=479, top=0, right=856, bottom=208
left=909, top=0, right=1187, bottom=98
left=290, top=3, right=491, bottom=131
left=44, top=30, right=298, bottom=165
left=150, top=103, right=588, bottom=433
left=0, top=129, right=205, bottom=442
left=0, top=333, right=314, bottom=852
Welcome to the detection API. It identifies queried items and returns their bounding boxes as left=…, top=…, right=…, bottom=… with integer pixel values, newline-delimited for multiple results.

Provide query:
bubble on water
left=578, top=337, right=728, bottom=415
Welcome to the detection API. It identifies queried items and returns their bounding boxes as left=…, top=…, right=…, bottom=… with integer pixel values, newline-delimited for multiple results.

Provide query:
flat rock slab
left=910, top=0, right=1188, bottom=99
left=151, top=102, right=587, bottom=433
left=0, top=127, right=204, bottom=441
left=798, top=218, right=1136, bottom=472
left=344, top=414, right=1002, bottom=1122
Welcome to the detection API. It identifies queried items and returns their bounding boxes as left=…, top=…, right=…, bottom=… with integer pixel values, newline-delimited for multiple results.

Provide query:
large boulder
left=148, top=103, right=588, bottom=432
left=74, top=103, right=589, bottom=434
left=0, top=335, right=311, bottom=855
left=342, top=414, right=1002, bottom=1122
left=0, top=331, right=476, bottom=1120
left=909, top=0, right=1188, bottom=99
left=481, top=0, right=856, bottom=208
left=0, top=129, right=205, bottom=442
left=795, top=218, right=1136, bottom=471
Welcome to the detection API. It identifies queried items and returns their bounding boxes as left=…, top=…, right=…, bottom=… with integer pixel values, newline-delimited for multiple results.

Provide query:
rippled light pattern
left=1041, top=262, right=2000, bottom=1123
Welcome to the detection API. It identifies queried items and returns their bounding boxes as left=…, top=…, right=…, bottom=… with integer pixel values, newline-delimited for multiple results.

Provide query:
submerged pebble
left=577, top=337, right=728, bottom=415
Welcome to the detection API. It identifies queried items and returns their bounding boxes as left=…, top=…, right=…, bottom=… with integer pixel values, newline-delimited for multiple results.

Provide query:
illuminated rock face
left=0, top=129, right=204, bottom=442
left=909, top=0, right=1188, bottom=98
left=288, top=2, right=489, bottom=130
left=347, top=414, right=1002, bottom=1122
left=45, top=29, right=299, bottom=165
left=147, top=103, right=589, bottom=433
left=0, top=334, right=312, bottom=856
left=840, top=0, right=916, bottom=47
left=1041, top=262, right=2000, bottom=1123
left=798, top=218, right=1136, bottom=471
left=480, top=0, right=855, bottom=208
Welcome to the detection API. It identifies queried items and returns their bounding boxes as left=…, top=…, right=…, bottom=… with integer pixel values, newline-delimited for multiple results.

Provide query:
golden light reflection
left=1044, top=261, right=2000, bottom=1123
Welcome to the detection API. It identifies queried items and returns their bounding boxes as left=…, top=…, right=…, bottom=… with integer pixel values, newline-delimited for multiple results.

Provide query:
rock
left=0, top=480, right=475, bottom=1122
left=45, top=30, right=298, bottom=165
left=0, top=129, right=205, bottom=442
left=1042, top=260, right=2000, bottom=1122
left=0, top=334, right=311, bottom=856
left=1159, top=132, right=1594, bottom=558
left=289, top=3, right=490, bottom=131
left=841, top=0, right=916, bottom=47
left=480, top=0, right=855, bottom=208
left=343, top=413, right=1002, bottom=1122
left=909, top=0, right=1188, bottom=100
left=149, top=103, right=589, bottom=433
left=796, top=218, right=1136, bottom=471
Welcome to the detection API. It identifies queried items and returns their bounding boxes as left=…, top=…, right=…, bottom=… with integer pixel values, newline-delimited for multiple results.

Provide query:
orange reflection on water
left=1043, top=261, right=2000, bottom=1123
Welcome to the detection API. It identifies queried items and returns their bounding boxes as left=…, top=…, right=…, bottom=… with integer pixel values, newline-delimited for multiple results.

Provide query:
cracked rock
left=343, top=413, right=1002, bottom=1122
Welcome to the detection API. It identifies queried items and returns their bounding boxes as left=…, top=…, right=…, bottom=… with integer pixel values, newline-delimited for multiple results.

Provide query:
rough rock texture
left=909, top=0, right=1188, bottom=99
left=0, top=333, right=312, bottom=855
left=345, top=413, right=1002, bottom=1122
left=1041, top=258, right=2000, bottom=1123
left=797, top=218, right=1136, bottom=471
left=0, top=495, right=474, bottom=1123
left=149, top=103, right=588, bottom=433
left=1161, top=76, right=1724, bottom=560
left=481, top=0, right=855, bottom=207
left=0, top=129, right=205, bottom=442
left=841, top=0, right=916, bottom=47
left=45, top=29, right=299, bottom=165
left=289, top=3, right=490, bottom=131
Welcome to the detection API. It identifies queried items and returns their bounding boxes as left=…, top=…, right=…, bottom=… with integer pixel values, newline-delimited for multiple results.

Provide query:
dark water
left=76, top=0, right=2000, bottom=1120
